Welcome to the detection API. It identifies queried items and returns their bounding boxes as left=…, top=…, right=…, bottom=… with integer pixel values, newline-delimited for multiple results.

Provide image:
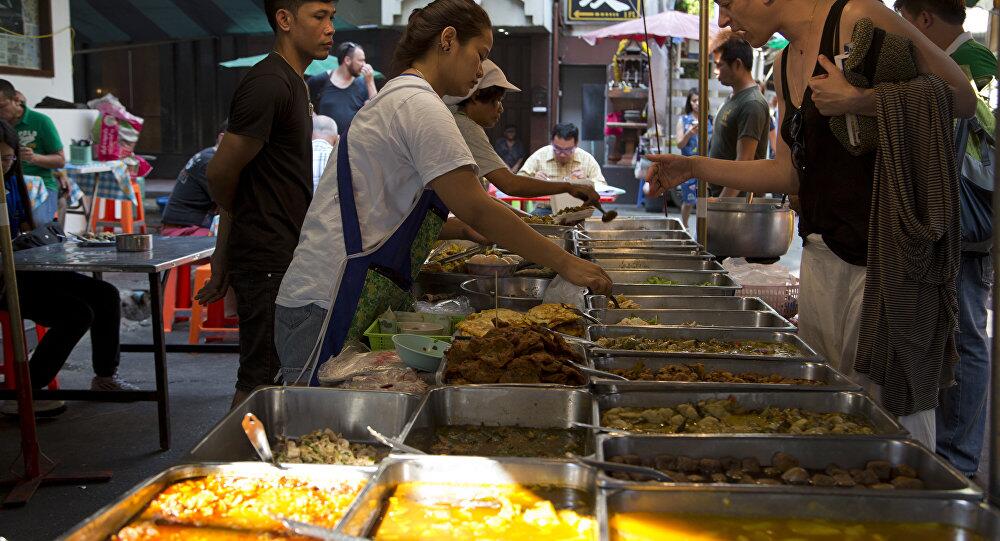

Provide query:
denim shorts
left=274, top=303, right=328, bottom=385
left=679, top=178, right=697, bottom=205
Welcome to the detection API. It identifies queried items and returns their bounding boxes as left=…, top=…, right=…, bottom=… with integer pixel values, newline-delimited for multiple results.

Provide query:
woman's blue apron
left=310, top=127, right=449, bottom=385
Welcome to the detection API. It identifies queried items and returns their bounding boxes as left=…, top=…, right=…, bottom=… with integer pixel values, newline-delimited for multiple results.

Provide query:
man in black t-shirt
left=196, top=0, right=336, bottom=407
left=161, top=121, right=227, bottom=236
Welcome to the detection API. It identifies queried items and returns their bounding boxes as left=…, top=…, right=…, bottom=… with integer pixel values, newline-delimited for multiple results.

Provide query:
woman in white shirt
left=275, top=0, right=612, bottom=383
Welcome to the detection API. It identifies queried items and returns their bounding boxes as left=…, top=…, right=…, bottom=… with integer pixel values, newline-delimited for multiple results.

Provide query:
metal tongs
left=272, top=515, right=366, bottom=541
left=366, top=426, right=426, bottom=455
left=242, top=413, right=285, bottom=469
left=572, top=455, right=678, bottom=482
left=436, top=244, right=488, bottom=265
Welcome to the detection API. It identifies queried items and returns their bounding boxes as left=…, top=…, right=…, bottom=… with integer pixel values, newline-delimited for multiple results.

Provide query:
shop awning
left=580, top=10, right=723, bottom=46
left=219, top=54, right=384, bottom=78
left=72, top=0, right=357, bottom=46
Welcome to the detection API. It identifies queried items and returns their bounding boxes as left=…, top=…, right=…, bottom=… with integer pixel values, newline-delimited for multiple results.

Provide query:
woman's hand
left=566, top=184, right=601, bottom=206
left=558, top=258, right=613, bottom=296
left=644, top=154, right=694, bottom=197
left=809, top=55, right=874, bottom=117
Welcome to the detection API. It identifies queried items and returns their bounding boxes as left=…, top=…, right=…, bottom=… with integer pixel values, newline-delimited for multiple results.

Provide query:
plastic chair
left=0, top=311, right=57, bottom=390
left=162, top=264, right=193, bottom=333
left=189, top=264, right=239, bottom=344
left=90, top=179, right=146, bottom=234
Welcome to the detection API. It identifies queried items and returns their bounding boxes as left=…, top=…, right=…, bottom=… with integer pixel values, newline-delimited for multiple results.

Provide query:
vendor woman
left=644, top=0, right=976, bottom=448
left=444, top=60, right=602, bottom=206
left=275, top=0, right=612, bottom=383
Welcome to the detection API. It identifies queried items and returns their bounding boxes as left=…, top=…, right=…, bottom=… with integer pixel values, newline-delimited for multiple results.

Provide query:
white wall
left=6, top=0, right=73, bottom=103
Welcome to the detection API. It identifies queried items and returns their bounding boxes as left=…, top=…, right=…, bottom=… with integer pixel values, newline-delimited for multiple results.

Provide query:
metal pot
left=460, top=277, right=550, bottom=311
left=115, top=234, right=153, bottom=252
left=706, top=197, right=794, bottom=259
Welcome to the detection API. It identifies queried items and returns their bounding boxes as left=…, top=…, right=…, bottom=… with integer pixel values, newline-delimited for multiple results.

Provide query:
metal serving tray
left=528, top=223, right=576, bottom=237
left=580, top=247, right=715, bottom=260
left=611, top=274, right=741, bottom=297
left=58, top=462, right=374, bottom=541
left=598, top=490, right=1000, bottom=540
left=187, top=387, right=422, bottom=463
left=575, top=240, right=701, bottom=252
left=435, top=340, right=594, bottom=389
left=576, top=230, right=693, bottom=241
left=586, top=295, right=775, bottom=312
left=595, top=435, right=981, bottom=500
left=338, top=456, right=598, bottom=538
left=585, top=326, right=822, bottom=362
left=591, top=258, right=725, bottom=272
left=413, top=271, right=479, bottom=297
left=596, top=391, right=907, bottom=437
left=582, top=217, right=685, bottom=231
left=398, top=386, right=599, bottom=456
left=587, top=309, right=795, bottom=332
left=589, top=356, right=859, bottom=393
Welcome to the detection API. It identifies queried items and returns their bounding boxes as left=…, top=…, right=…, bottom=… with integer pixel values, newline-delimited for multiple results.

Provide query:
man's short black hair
left=0, top=79, right=14, bottom=100
left=715, top=37, right=754, bottom=72
left=263, top=0, right=335, bottom=33
left=893, top=0, right=966, bottom=25
left=551, top=122, right=579, bottom=143
left=336, top=41, right=360, bottom=64
left=456, top=86, right=506, bottom=109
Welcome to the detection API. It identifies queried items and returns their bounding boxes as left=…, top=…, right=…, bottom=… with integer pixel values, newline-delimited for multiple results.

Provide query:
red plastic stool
left=189, top=264, right=239, bottom=344
left=0, top=311, right=58, bottom=390
left=162, top=264, right=195, bottom=333
left=89, top=179, right=147, bottom=234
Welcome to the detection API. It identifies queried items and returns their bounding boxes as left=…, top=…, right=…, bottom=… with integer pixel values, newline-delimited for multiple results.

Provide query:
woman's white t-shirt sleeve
left=393, top=93, right=479, bottom=186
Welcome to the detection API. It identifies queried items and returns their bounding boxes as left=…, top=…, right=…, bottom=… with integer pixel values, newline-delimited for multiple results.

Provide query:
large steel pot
left=706, top=197, right=795, bottom=258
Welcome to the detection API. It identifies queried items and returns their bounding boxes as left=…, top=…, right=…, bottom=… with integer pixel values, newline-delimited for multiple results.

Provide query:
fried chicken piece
left=499, top=357, right=542, bottom=383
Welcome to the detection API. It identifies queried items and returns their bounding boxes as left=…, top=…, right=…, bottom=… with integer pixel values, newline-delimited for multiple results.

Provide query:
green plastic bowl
left=392, top=334, right=450, bottom=372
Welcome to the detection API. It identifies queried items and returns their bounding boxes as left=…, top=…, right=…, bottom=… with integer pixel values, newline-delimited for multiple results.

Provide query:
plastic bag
left=542, top=275, right=587, bottom=310
left=414, top=296, right=474, bottom=316
left=87, top=94, right=144, bottom=161
left=721, top=258, right=797, bottom=286
left=316, top=340, right=429, bottom=394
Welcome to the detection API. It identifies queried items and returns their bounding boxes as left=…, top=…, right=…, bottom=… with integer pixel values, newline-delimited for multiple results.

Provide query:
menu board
left=567, top=0, right=642, bottom=22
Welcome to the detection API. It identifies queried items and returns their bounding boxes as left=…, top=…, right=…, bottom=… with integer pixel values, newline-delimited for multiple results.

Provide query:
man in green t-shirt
left=896, top=0, right=997, bottom=479
left=0, top=79, right=65, bottom=225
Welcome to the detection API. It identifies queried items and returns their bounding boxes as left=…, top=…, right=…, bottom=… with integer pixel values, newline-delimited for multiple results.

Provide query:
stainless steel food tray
left=591, top=258, right=725, bottom=272
left=576, top=239, right=701, bottom=251
left=187, top=387, right=421, bottom=463
left=606, top=269, right=732, bottom=284
left=580, top=247, right=714, bottom=259
left=575, top=229, right=693, bottom=241
left=595, top=435, right=981, bottom=500
left=586, top=295, right=775, bottom=312
left=587, top=309, right=795, bottom=331
left=435, top=340, right=594, bottom=389
left=528, top=223, right=576, bottom=237
left=596, top=391, right=907, bottom=437
left=57, top=462, right=375, bottom=541
left=589, top=356, right=859, bottom=393
left=338, top=456, right=598, bottom=538
left=413, top=270, right=479, bottom=297
left=398, top=386, right=599, bottom=456
left=598, top=489, right=1000, bottom=540
left=582, top=217, right=685, bottom=231
left=585, top=326, right=822, bottom=362
left=610, top=273, right=741, bottom=297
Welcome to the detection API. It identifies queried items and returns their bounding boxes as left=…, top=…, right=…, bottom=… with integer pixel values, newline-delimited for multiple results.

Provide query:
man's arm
left=195, top=210, right=232, bottom=304
left=361, top=66, right=377, bottom=101
left=719, top=137, right=760, bottom=198
left=486, top=168, right=600, bottom=204
left=206, top=133, right=263, bottom=211
left=21, top=148, right=65, bottom=170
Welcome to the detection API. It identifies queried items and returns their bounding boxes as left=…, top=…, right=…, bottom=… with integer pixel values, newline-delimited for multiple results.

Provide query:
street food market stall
left=54, top=213, right=1000, bottom=540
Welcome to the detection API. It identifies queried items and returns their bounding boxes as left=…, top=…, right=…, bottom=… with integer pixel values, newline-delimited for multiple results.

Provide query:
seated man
left=161, top=121, right=226, bottom=236
left=446, top=61, right=599, bottom=208
left=311, top=115, right=338, bottom=191
left=518, top=122, right=607, bottom=214
left=0, top=79, right=65, bottom=226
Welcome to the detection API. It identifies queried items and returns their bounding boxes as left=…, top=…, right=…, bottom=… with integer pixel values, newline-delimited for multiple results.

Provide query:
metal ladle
left=366, top=426, right=426, bottom=455
left=242, top=413, right=285, bottom=469
left=593, top=201, right=618, bottom=223
left=272, top=515, right=366, bottom=541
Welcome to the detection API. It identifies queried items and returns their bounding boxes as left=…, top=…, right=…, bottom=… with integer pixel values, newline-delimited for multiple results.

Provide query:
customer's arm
left=646, top=57, right=798, bottom=198
left=206, top=133, right=262, bottom=211
left=195, top=211, right=232, bottom=304
left=431, top=166, right=612, bottom=294
left=810, top=0, right=976, bottom=118
left=719, top=137, right=761, bottom=198
left=20, top=148, right=65, bottom=170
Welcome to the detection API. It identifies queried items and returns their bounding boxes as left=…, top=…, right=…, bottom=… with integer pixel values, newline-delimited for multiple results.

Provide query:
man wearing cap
left=446, top=60, right=600, bottom=208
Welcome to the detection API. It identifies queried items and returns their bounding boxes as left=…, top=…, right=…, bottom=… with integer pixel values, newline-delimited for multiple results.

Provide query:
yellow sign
left=568, top=0, right=642, bottom=22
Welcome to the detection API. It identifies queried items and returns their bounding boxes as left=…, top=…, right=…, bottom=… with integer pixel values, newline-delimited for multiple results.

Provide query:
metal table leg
left=148, top=272, right=171, bottom=450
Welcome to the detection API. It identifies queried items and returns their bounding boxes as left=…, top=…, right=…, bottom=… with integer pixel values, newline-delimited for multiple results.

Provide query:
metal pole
left=989, top=0, right=1000, bottom=504
left=696, top=0, right=709, bottom=244
left=0, top=178, right=39, bottom=478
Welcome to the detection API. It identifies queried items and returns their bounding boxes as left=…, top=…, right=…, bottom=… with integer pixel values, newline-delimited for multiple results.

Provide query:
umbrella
left=580, top=9, right=723, bottom=46
left=219, top=54, right=385, bottom=79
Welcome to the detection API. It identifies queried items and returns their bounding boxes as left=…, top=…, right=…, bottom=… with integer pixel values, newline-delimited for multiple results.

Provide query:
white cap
left=443, top=60, right=521, bottom=105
